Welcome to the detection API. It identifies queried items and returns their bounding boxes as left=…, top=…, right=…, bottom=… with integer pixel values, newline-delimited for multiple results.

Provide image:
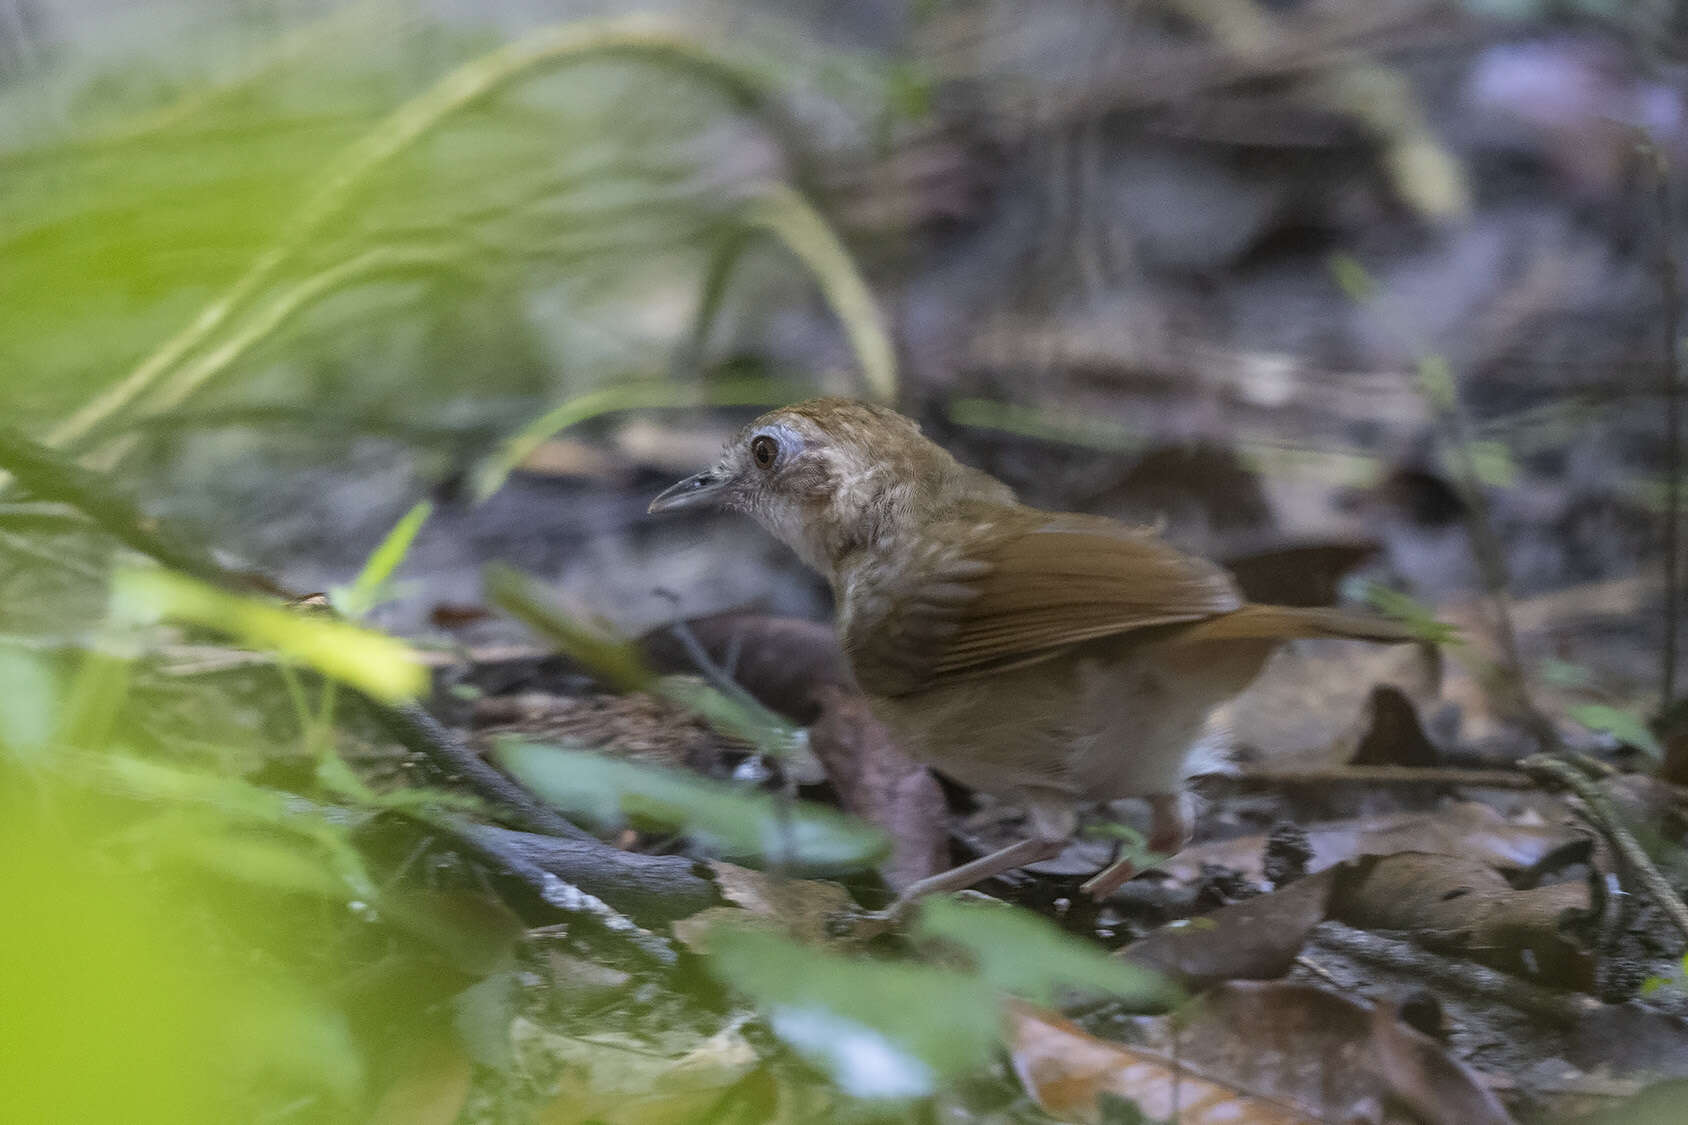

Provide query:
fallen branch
left=1311, top=922, right=1592, bottom=1026
left=365, top=698, right=595, bottom=842
left=440, top=815, right=718, bottom=926
left=1520, top=754, right=1688, bottom=944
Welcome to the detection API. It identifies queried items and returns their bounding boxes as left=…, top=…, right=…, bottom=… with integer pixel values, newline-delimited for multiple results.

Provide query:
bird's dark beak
left=648, top=469, right=729, bottom=514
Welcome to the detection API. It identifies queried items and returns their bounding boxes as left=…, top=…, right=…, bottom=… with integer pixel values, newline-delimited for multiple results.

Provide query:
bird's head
left=648, top=397, right=1010, bottom=575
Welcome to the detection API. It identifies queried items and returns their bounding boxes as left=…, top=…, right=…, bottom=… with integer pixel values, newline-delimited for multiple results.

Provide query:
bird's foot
left=1079, top=856, right=1139, bottom=900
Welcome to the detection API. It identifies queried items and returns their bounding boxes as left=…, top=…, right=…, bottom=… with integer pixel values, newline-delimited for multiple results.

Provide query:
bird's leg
left=845, top=800, right=1074, bottom=931
left=891, top=836, right=1067, bottom=906
left=1080, top=792, right=1191, bottom=900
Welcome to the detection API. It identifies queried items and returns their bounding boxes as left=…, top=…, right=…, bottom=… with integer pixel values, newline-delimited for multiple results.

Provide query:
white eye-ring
left=751, top=434, right=778, bottom=469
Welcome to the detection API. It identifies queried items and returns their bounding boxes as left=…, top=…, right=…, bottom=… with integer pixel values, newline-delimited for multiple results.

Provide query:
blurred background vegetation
left=4, top=0, right=1688, bottom=1120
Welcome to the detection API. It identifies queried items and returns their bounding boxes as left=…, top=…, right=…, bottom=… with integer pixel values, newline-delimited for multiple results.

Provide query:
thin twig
left=1311, top=922, right=1592, bottom=1026
left=1649, top=143, right=1683, bottom=706
left=1227, top=764, right=1536, bottom=790
left=1520, top=753, right=1688, bottom=944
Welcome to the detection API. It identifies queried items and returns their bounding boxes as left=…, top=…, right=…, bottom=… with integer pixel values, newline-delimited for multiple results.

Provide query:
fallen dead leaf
left=527, top=1015, right=770, bottom=1125
left=1023, top=981, right=1513, bottom=1125
left=1165, top=802, right=1578, bottom=885
left=1121, top=868, right=1342, bottom=989
left=1007, top=999, right=1317, bottom=1125
left=672, top=861, right=857, bottom=952
left=807, top=684, right=948, bottom=892
left=1330, top=851, right=1597, bottom=989
left=1342, top=684, right=1445, bottom=768
left=1222, top=638, right=1442, bottom=771
left=637, top=613, right=849, bottom=725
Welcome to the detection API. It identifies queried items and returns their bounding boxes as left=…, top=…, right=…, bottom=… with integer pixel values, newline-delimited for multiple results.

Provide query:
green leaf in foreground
left=1569, top=703, right=1664, bottom=759
left=111, top=568, right=426, bottom=702
left=707, top=926, right=997, bottom=1098
left=471, top=377, right=797, bottom=502
left=484, top=563, right=654, bottom=694
left=495, top=740, right=886, bottom=872
left=1327, top=252, right=1377, bottom=305
left=334, top=500, right=432, bottom=619
left=914, top=898, right=1174, bottom=1008
left=1355, top=580, right=1461, bottom=646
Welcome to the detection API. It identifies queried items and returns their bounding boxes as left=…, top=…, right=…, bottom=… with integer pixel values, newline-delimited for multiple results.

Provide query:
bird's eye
left=750, top=434, right=778, bottom=470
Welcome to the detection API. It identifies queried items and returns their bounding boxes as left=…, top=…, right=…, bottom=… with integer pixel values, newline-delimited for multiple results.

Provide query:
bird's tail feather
left=1169, top=604, right=1425, bottom=645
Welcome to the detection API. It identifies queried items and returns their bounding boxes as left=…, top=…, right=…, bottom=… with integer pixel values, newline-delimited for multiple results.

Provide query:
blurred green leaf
left=471, top=376, right=796, bottom=502
left=1539, top=658, right=1594, bottom=690
left=334, top=500, right=432, bottom=619
left=495, top=740, right=887, bottom=872
left=656, top=673, right=804, bottom=759
left=490, top=565, right=811, bottom=760
left=707, top=926, right=997, bottom=1098
left=914, top=898, right=1173, bottom=1007
left=112, top=568, right=425, bottom=702
left=743, top=183, right=895, bottom=402
left=1416, top=354, right=1459, bottom=412
left=1569, top=703, right=1663, bottom=759
left=1327, top=252, right=1376, bottom=305
left=484, top=562, right=655, bottom=693
left=1357, top=581, right=1461, bottom=645
left=452, top=970, right=519, bottom=1071
left=0, top=644, right=57, bottom=756
left=1462, top=440, right=1517, bottom=489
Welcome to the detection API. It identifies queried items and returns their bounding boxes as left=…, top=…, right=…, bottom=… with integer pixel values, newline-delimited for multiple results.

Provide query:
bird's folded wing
left=846, top=509, right=1244, bottom=695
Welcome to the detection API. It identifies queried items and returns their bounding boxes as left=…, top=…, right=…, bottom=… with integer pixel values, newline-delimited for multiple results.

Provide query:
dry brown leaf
left=1222, top=638, right=1442, bottom=770
left=1007, top=999, right=1321, bottom=1124
left=529, top=1017, right=766, bottom=1125
left=1331, top=851, right=1596, bottom=989
left=1027, top=981, right=1515, bottom=1125
left=673, top=862, right=857, bottom=953
left=1165, top=802, right=1577, bottom=885
left=807, top=684, right=949, bottom=892
left=1120, top=868, right=1341, bottom=989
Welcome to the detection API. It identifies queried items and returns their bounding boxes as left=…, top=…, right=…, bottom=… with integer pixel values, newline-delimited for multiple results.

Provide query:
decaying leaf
left=523, top=1015, right=769, bottom=1125
left=1330, top=851, right=1597, bottom=989
left=672, top=861, right=857, bottom=952
left=1007, top=1000, right=1319, bottom=1124
left=1164, top=802, right=1578, bottom=885
left=1120, top=868, right=1342, bottom=989
left=638, top=613, right=851, bottom=725
left=1012, top=982, right=1513, bottom=1125
left=807, top=684, right=948, bottom=892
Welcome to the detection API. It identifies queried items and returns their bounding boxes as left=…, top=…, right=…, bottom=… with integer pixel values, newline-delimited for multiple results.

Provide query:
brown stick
left=1521, top=754, right=1688, bottom=944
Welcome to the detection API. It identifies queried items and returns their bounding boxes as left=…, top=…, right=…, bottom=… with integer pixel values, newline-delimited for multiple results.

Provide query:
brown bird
left=650, top=398, right=1417, bottom=908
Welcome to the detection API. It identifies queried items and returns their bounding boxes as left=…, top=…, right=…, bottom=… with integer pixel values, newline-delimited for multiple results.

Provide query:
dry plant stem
left=1311, top=922, right=1592, bottom=1026
left=29, top=14, right=816, bottom=479
left=367, top=699, right=595, bottom=842
left=1521, top=754, right=1688, bottom=943
left=1650, top=145, right=1683, bottom=706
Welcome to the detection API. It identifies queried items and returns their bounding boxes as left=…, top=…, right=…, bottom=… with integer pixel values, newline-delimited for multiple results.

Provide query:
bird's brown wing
left=844, top=507, right=1245, bottom=696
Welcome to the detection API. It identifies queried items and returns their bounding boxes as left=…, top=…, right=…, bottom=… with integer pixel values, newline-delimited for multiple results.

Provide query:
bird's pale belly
left=867, top=637, right=1273, bottom=806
